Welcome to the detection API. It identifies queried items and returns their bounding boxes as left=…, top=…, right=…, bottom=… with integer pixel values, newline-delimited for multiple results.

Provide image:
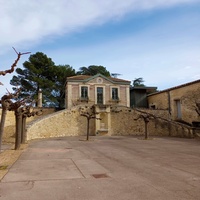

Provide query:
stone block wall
left=109, top=108, right=144, bottom=136
left=0, top=110, right=15, bottom=127
left=0, top=107, right=55, bottom=127
left=109, top=106, right=192, bottom=137
left=27, top=106, right=95, bottom=140
left=26, top=106, right=194, bottom=141
left=0, top=107, right=56, bottom=141
left=138, top=108, right=170, bottom=119
left=148, top=92, right=169, bottom=110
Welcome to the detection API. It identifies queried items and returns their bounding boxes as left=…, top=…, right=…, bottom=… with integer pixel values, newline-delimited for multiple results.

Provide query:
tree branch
left=0, top=47, right=31, bottom=76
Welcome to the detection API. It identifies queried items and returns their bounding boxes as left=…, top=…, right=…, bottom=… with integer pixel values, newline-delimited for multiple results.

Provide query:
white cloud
left=45, top=27, right=200, bottom=91
left=0, top=0, right=198, bottom=51
left=0, top=0, right=199, bottom=96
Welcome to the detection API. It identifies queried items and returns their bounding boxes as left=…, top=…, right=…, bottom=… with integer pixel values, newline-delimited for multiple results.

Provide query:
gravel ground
left=0, top=125, right=28, bottom=180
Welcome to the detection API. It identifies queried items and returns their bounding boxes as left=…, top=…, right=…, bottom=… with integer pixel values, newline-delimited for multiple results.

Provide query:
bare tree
left=6, top=97, right=43, bottom=149
left=134, top=113, right=155, bottom=139
left=0, top=93, right=15, bottom=150
left=0, top=48, right=30, bottom=151
left=181, top=87, right=200, bottom=116
left=80, top=105, right=101, bottom=141
left=21, top=105, right=42, bottom=144
left=12, top=102, right=24, bottom=150
left=0, top=47, right=30, bottom=84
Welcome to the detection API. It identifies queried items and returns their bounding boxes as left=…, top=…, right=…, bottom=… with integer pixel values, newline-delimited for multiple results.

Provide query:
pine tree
left=10, top=52, right=75, bottom=108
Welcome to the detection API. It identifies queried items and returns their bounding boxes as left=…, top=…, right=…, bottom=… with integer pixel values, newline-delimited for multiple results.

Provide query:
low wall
left=26, top=106, right=193, bottom=141
left=27, top=106, right=95, bottom=140
left=109, top=107, right=192, bottom=137
left=110, top=108, right=144, bottom=136
left=1, top=107, right=56, bottom=141
left=0, top=107, right=56, bottom=127
left=138, top=108, right=170, bottom=119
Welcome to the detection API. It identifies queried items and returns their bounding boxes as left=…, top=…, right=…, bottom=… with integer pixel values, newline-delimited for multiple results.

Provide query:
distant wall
left=148, top=81, right=200, bottom=124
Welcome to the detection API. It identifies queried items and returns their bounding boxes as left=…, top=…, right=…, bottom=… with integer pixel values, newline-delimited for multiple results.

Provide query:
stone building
left=65, top=74, right=131, bottom=108
left=147, top=79, right=200, bottom=125
left=65, top=74, right=131, bottom=135
left=25, top=78, right=199, bottom=140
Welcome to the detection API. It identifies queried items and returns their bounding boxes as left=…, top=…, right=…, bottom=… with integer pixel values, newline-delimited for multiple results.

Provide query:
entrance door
left=176, top=100, right=182, bottom=119
left=97, top=87, right=103, bottom=104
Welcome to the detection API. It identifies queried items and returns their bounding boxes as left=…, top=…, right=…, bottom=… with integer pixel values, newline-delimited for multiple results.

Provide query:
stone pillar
left=67, top=85, right=72, bottom=108
left=38, top=89, right=42, bottom=107
left=126, top=86, right=130, bottom=107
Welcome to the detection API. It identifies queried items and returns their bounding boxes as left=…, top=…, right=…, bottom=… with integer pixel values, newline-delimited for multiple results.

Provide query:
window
left=112, top=88, right=118, bottom=100
left=81, top=86, right=88, bottom=99
left=97, top=87, right=103, bottom=104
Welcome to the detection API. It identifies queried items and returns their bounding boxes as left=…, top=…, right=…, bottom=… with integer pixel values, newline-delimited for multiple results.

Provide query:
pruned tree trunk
left=80, top=105, right=101, bottom=141
left=134, top=113, right=153, bottom=140
left=21, top=116, right=27, bottom=144
left=20, top=107, right=42, bottom=144
left=15, top=108, right=22, bottom=150
left=87, top=118, right=90, bottom=141
left=0, top=96, right=13, bottom=152
left=0, top=109, right=7, bottom=151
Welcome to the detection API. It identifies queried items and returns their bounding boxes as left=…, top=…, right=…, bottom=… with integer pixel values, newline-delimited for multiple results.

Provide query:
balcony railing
left=79, top=97, right=89, bottom=102
left=109, top=97, right=120, bottom=103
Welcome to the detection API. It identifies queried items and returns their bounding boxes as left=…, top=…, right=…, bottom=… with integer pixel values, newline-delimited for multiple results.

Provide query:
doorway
left=175, top=100, right=182, bottom=119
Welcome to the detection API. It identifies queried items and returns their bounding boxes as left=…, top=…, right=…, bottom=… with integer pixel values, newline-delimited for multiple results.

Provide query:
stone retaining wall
left=0, top=107, right=55, bottom=127
left=109, top=107, right=192, bottom=137
left=1, top=107, right=56, bottom=141
left=27, top=106, right=95, bottom=140
left=26, top=106, right=193, bottom=140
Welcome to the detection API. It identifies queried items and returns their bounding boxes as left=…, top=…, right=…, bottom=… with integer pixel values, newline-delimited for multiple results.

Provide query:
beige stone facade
left=148, top=79, right=200, bottom=124
left=65, top=74, right=131, bottom=109
left=65, top=74, right=131, bottom=136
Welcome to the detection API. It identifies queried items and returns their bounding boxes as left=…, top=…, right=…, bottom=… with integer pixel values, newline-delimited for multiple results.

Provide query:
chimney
left=38, top=89, right=42, bottom=107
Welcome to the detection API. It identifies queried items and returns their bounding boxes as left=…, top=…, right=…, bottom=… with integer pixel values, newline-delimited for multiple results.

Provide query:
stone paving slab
left=19, top=147, right=85, bottom=160
left=2, top=159, right=83, bottom=182
left=0, top=136, right=200, bottom=200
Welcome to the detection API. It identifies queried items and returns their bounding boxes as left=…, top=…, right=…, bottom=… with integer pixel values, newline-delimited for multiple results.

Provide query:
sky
left=0, top=0, right=200, bottom=96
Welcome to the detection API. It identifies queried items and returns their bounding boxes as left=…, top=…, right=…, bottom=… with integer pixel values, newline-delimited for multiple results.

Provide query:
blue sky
left=0, top=0, right=200, bottom=96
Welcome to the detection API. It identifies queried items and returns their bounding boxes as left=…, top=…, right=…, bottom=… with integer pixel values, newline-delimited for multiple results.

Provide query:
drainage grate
left=92, top=173, right=109, bottom=179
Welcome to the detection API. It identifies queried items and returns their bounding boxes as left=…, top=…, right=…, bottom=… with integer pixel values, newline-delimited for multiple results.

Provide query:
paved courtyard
left=0, top=136, right=200, bottom=200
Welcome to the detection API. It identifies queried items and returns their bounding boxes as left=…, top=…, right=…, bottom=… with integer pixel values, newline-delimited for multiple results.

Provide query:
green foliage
left=132, top=78, right=145, bottom=87
left=52, top=65, right=76, bottom=108
left=77, top=65, right=110, bottom=77
left=10, top=52, right=75, bottom=108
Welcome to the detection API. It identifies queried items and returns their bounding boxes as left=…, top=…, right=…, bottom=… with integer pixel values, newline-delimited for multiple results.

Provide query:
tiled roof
left=148, top=79, right=200, bottom=96
left=67, top=74, right=130, bottom=83
left=108, top=77, right=130, bottom=83
left=67, top=75, right=91, bottom=80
